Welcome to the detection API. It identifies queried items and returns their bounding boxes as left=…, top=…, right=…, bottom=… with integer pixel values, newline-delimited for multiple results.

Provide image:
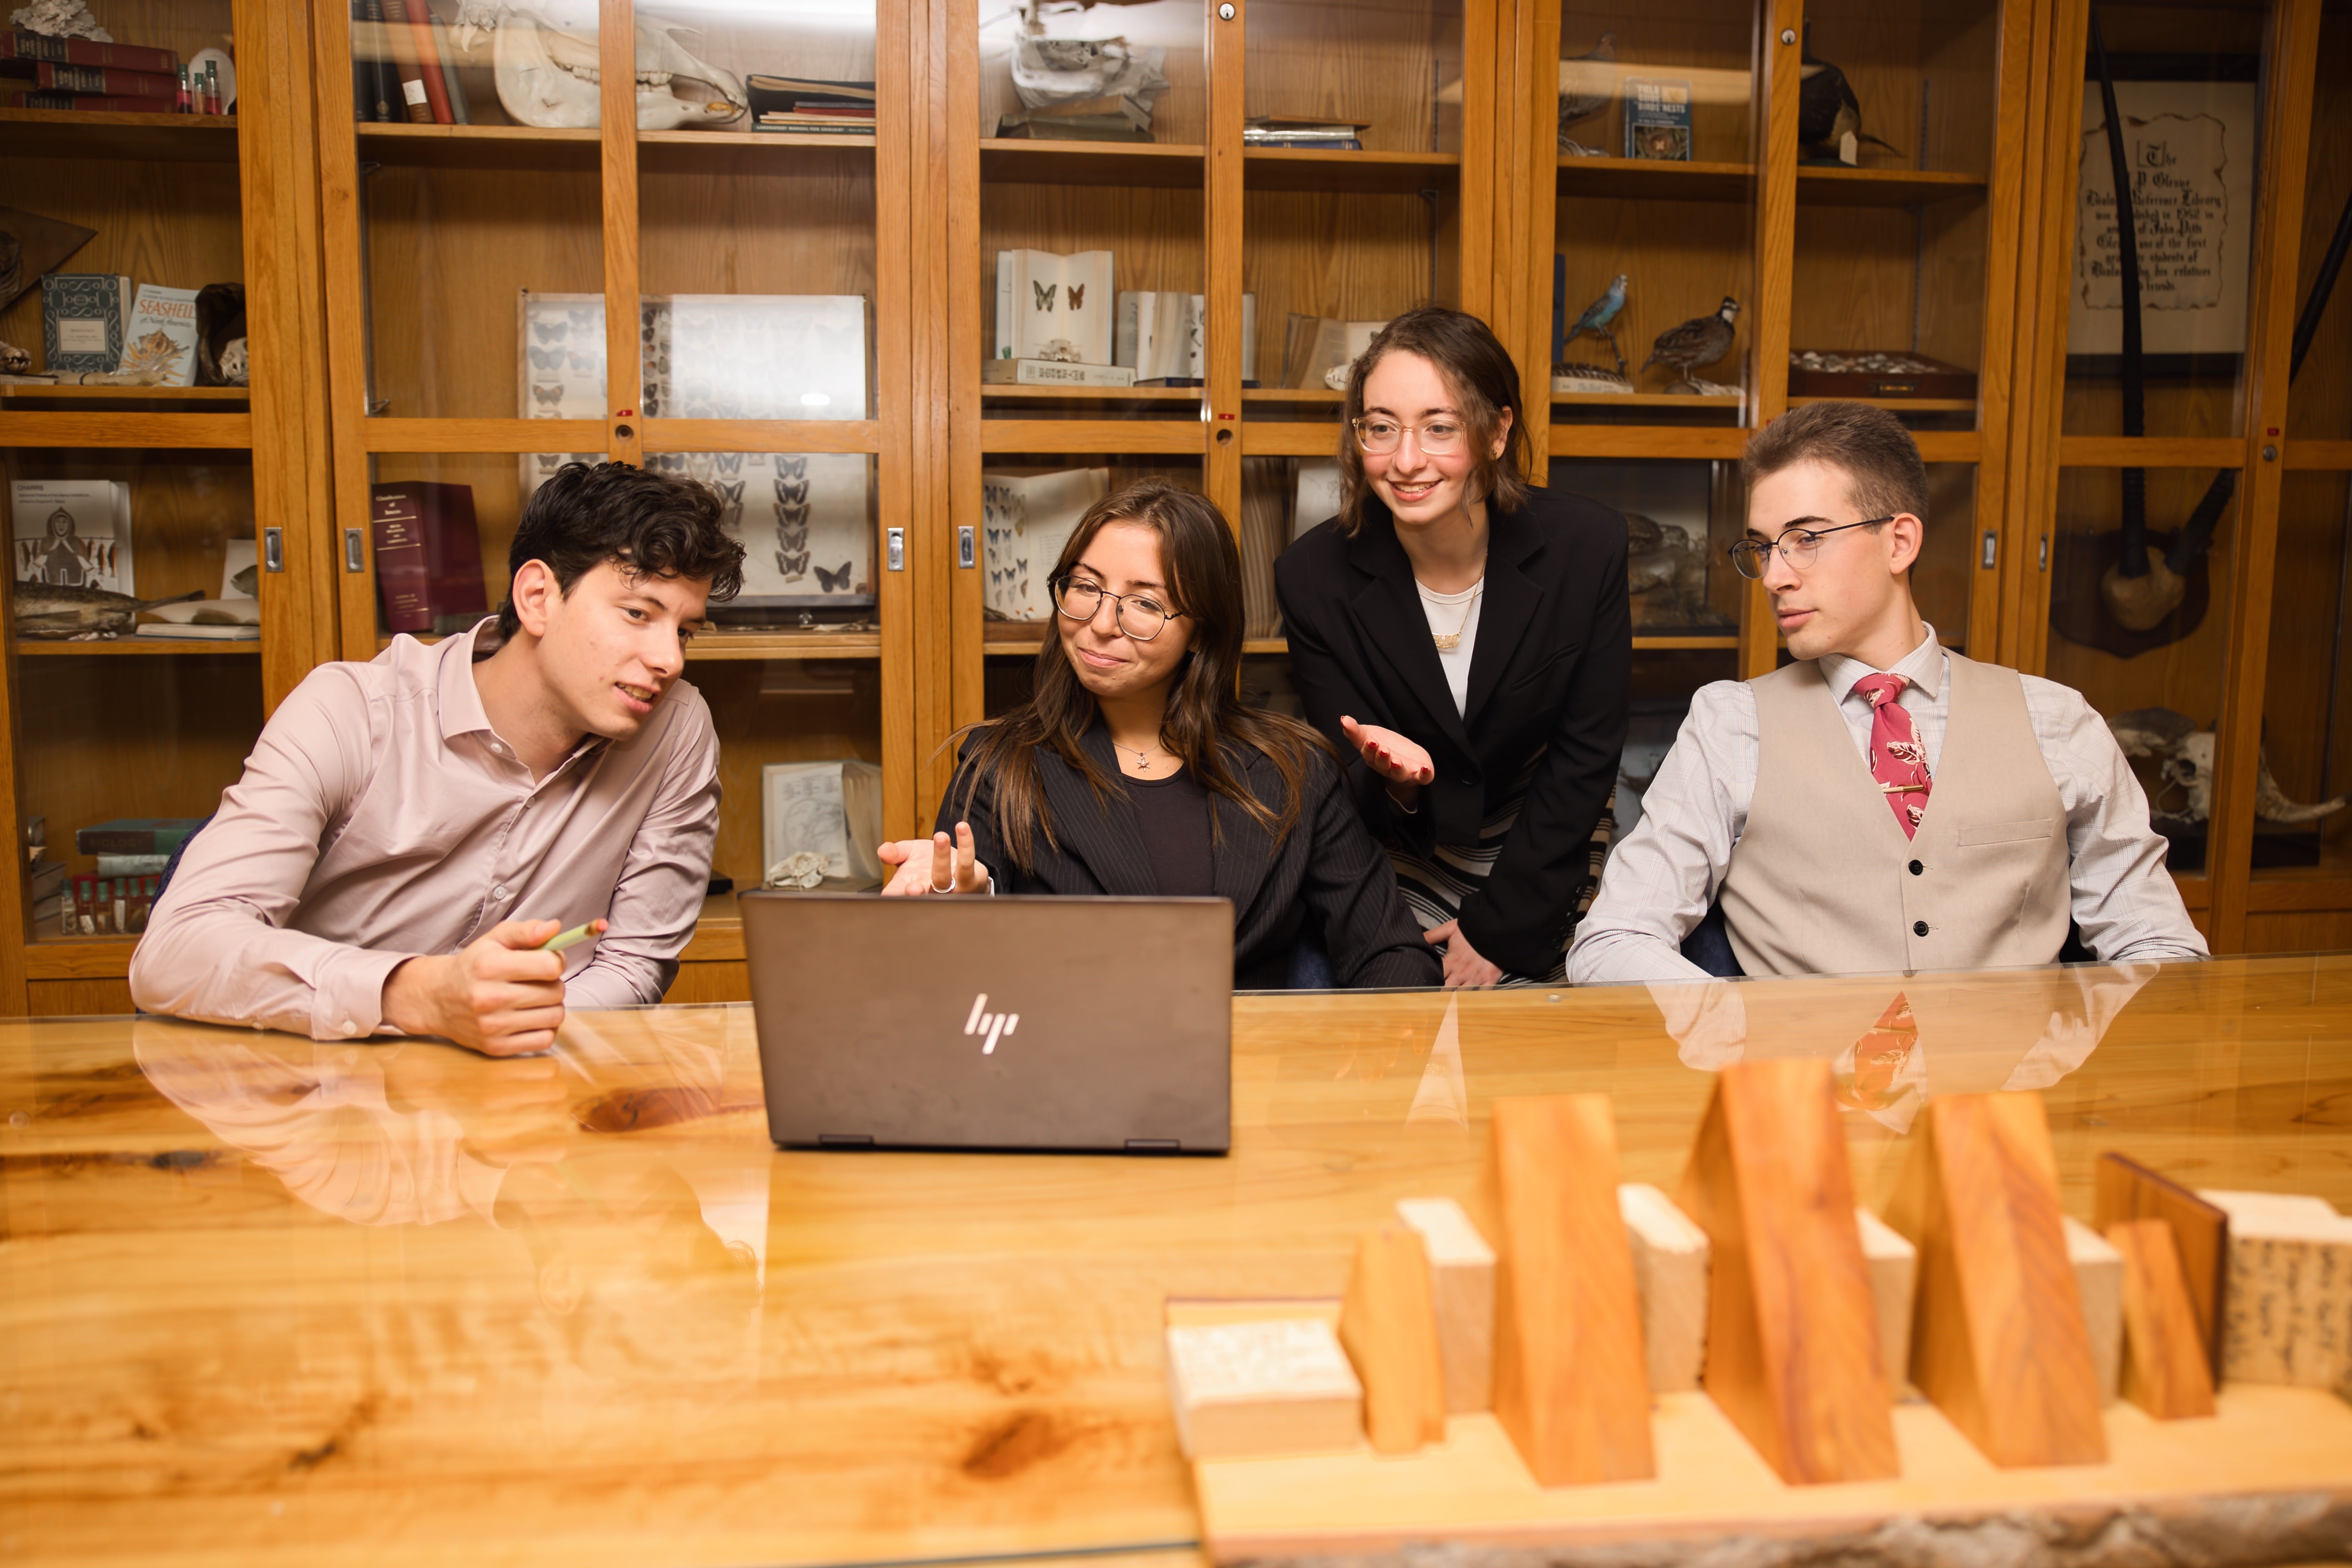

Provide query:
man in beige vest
left=1568, top=401, right=2205, bottom=983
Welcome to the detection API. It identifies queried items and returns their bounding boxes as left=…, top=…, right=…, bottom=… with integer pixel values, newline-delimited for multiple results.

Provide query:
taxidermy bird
left=1563, top=275, right=1628, bottom=370
left=1557, top=32, right=1616, bottom=155
left=1798, top=26, right=1903, bottom=162
left=1643, top=297, right=1739, bottom=392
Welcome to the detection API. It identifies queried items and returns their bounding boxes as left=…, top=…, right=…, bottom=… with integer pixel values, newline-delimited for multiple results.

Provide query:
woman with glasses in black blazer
left=1274, top=307, right=1631, bottom=985
left=876, top=478, right=1439, bottom=990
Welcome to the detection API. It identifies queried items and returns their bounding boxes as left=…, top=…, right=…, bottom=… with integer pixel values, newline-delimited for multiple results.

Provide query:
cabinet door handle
left=262, top=527, right=285, bottom=572
left=887, top=527, right=905, bottom=571
left=959, top=525, right=975, bottom=569
left=344, top=528, right=366, bottom=572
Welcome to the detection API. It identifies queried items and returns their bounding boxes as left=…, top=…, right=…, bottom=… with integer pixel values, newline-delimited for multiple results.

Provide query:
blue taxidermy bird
left=1562, top=274, right=1629, bottom=374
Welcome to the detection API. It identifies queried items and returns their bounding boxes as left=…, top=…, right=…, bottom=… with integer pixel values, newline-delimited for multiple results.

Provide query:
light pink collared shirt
left=129, top=621, right=720, bottom=1039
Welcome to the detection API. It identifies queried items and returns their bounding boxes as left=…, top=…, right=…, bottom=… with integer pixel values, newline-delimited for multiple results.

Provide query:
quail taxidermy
left=1643, top=297, right=1739, bottom=393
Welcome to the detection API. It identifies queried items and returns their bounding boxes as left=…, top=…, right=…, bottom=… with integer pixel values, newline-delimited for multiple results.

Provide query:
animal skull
left=454, top=3, right=745, bottom=131
left=217, top=336, right=248, bottom=386
left=2162, top=732, right=2214, bottom=823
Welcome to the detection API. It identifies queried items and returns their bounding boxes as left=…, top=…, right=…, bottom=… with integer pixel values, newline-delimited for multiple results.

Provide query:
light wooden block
left=2201, top=1189, right=2352, bottom=1391
left=1396, top=1197, right=1495, bottom=1413
left=1167, top=1318, right=1364, bottom=1460
left=1674, top=1060, right=1899, bottom=1485
left=1338, top=1224, right=1448, bottom=1455
left=1618, top=1183, right=1708, bottom=1393
left=2064, top=1216, right=2126, bottom=1405
left=1883, top=1092, right=2106, bottom=1467
left=1481, top=1095, right=1656, bottom=1486
left=2109, top=1218, right=2219, bottom=1419
left=2096, top=1152, right=2229, bottom=1381
left=1854, top=1207, right=1917, bottom=1396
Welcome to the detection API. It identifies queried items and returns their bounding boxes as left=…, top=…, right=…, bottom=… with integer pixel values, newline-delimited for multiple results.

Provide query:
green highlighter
left=540, top=919, right=606, bottom=953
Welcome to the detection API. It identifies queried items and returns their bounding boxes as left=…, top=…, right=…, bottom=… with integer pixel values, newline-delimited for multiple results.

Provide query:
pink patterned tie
left=1853, top=673, right=1932, bottom=837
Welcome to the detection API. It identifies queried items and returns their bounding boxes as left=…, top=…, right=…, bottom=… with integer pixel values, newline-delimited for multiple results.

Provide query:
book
left=430, top=16, right=469, bottom=124
left=135, top=621, right=259, bottom=640
left=980, top=467, right=1109, bottom=619
left=1623, top=77, right=1692, bottom=161
left=0, top=32, right=179, bottom=75
left=980, top=358, right=1136, bottom=388
left=25, top=62, right=181, bottom=96
left=12, top=478, right=132, bottom=595
left=994, top=249, right=1114, bottom=366
left=1240, top=136, right=1362, bottom=150
left=1551, top=253, right=1567, bottom=364
left=378, top=0, right=431, bottom=124
left=406, top=0, right=452, bottom=124
left=745, top=74, right=875, bottom=113
left=356, top=0, right=396, bottom=121
left=123, top=284, right=200, bottom=386
left=994, top=116, right=1152, bottom=143
left=3, top=91, right=177, bottom=113
left=1243, top=116, right=1370, bottom=144
left=1280, top=315, right=1387, bottom=389
left=96, top=854, right=170, bottom=876
left=370, top=481, right=488, bottom=634
left=75, top=818, right=206, bottom=855
left=1292, top=460, right=1344, bottom=539
left=762, top=760, right=885, bottom=883
left=752, top=119, right=877, bottom=137
left=1114, top=291, right=1257, bottom=382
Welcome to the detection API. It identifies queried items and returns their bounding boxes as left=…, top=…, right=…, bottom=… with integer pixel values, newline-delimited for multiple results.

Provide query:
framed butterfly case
left=518, top=290, right=877, bottom=614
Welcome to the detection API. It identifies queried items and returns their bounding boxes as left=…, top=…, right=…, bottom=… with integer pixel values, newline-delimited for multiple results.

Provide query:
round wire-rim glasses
left=1053, top=576, right=1183, bottom=641
left=1350, top=417, right=1468, bottom=456
left=1727, top=517, right=1897, bottom=580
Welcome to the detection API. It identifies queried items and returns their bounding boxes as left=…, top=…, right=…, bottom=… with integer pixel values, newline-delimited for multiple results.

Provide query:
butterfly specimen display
left=1034, top=280, right=1057, bottom=311
left=997, top=250, right=1114, bottom=365
left=531, top=321, right=566, bottom=343
left=1067, top=284, right=1085, bottom=310
left=528, top=345, right=565, bottom=369
left=815, top=562, right=853, bottom=593
left=531, top=383, right=564, bottom=405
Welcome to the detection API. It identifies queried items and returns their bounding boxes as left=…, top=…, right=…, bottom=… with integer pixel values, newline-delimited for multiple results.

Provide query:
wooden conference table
left=3, top=954, right=2348, bottom=1568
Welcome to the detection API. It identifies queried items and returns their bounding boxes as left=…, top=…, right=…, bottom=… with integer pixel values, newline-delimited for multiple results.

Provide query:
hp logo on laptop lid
left=963, top=993, right=1019, bottom=1054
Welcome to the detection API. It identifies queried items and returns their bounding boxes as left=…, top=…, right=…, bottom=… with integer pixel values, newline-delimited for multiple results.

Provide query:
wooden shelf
left=0, top=107, right=237, bottom=162
left=980, top=629, right=1732, bottom=657
left=1796, top=166, right=1989, bottom=206
left=0, top=384, right=250, bottom=404
left=1244, top=148, right=1460, bottom=194
left=685, top=629, right=881, bottom=660
left=1557, top=156, right=1753, bottom=202
left=358, top=121, right=596, bottom=171
left=1788, top=396, right=1976, bottom=413
left=980, top=138, right=1205, bottom=188
left=1244, top=388, right=1348, bottom=403
left=639, top=128, right=875, bottom=176
left=1553, top=391, right=1743, bottom=408
left=981, top=384, right=1203, bottom=402
left=1634, top=633, right=1739, bottom=650
left=17, top=638, right=259, bottom=656
left=24, top=933, right=135, bottom=982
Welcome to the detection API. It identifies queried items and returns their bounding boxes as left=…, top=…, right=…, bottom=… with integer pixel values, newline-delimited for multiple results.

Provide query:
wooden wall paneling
left=1956, top=0, right=2033, bottom=660
left=25, top=980, right=135, bottom=1016
left=1208, top=0, right=1245, bottom=527
left=1453, top=0, right=1495, bottom=325
left=2206, top=0, right=2325, bottom=954
left=946, top=0, right=988, bottom=744
left=600, top=0, right=642, bottom=469
left=874, top=0, right=924, bottom=841
left=1739, top=0, right=1802, bottom=679
left=915, top=0, right=961, bottom=833
left=1504, top=0, right=1556, bottom=461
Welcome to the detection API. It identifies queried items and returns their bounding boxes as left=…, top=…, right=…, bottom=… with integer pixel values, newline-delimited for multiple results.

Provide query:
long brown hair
left=1335, top=306, right=1531, bottom=536
left=952, top=479, right=1335, bottom=872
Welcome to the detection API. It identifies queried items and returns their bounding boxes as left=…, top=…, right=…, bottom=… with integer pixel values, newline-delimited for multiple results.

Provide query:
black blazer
left=1273, top=484, right=1632, bottom=978
left=936, top=723, right=1441, bottom=989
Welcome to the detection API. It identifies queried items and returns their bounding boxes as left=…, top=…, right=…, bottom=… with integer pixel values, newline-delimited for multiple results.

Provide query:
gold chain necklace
left=1427, top=579, right=1484, bottom=652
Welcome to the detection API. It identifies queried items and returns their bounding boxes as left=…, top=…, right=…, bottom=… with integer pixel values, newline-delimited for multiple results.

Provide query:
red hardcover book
left=32, top=61, right=180, bottom=96
left=376, top=0, right=432, bottom=124
left=371, top=482, right=488, bottom=635
left=4, top=89, right=179, bottom=112
left=405, top=0, right=453, bottom=123
left=0, top=31, right=179, bottom=75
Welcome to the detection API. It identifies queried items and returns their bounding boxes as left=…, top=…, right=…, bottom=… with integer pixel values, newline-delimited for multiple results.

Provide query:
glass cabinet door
left=0, top=0, right=271, bottom=1012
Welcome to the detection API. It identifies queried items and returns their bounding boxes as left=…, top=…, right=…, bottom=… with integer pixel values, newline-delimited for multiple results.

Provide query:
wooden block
left=2095, top=1152, right=2229, bottom=1381
left=1481, top=1095, right=1656, bottom=1486
left=1853, top=1208, right=1917, bottom=1396
left=1617, top=1183, right=1708, bottom=1393
left=2108, top=1218, right=2219, bottom=1419
left=2064, top=1216, right=2126, bottom=1406
left=1883, top=1092, right=2106, bottom=1467
left=1166, top=1318, right=1365, bottom=1460
left=1673, top=1060, right=1899, bottom=1485
left=1396, top=1197, right=1495, bottom=1413
left=2201, top=1189, right=2352, bottom=1392
left=1337, top=1224, right=1448, bottom=1455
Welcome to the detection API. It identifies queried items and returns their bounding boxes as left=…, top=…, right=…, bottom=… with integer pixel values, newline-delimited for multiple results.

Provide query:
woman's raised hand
left=878, top=822, right=992, bottom=896
left=1340, top=715, right=1435, bottom=790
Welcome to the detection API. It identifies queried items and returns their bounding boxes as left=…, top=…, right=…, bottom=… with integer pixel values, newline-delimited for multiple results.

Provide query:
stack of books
left=0, top=31, right=181, bottom=113
left=748, top=75, right=874, bottom=137
left=349, top=2, right=472, bottom=125
left=996, top=93, right=1151, bottom=143
left=1002, top=35, right=1166, bottom=144
left=1241, top=116, right=1369, bottom=151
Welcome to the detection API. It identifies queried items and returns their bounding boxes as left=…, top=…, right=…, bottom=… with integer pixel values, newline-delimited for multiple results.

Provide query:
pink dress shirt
left=129, top=621, right=720, bottom=1039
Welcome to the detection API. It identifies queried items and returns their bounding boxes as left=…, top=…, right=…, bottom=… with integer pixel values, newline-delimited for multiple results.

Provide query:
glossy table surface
left=4, top=955, right=2350, bottom=1568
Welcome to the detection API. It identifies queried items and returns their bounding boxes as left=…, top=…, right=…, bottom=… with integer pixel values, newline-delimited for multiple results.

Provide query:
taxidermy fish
left=13, top=583, right=202, bottom=638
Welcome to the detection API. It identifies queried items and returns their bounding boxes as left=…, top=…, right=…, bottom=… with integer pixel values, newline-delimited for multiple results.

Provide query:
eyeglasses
left=1053, top=576, right=1183, bottom=641
left=1727, top=517, right=1896, bottom=580
left=1351, top=417, right=1466, bottom=457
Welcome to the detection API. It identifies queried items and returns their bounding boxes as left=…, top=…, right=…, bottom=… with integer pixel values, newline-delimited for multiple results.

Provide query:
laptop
left=740, top=893, right=1233, bottom=1154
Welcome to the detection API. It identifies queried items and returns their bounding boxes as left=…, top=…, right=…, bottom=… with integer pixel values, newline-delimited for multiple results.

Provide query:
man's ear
left=509, top=559, right=559, bottom=639
left=1885, top=513, right=1924, bottom=576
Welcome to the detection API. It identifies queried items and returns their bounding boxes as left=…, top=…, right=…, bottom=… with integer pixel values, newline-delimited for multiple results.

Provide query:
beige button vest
left=1720, top=650, right=2071, bottom=977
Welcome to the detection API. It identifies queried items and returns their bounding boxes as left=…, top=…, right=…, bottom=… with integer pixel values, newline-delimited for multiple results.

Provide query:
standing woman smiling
left=1275, top=308, right=1631, bottom=985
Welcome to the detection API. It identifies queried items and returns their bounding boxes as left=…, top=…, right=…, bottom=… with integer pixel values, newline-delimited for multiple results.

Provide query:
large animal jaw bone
left=457, top=4, right=746, bottom=131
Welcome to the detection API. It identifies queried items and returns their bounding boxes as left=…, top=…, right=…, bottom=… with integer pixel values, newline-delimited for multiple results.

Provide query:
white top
left=1416, top=578, right=1482, bottom=717
left=1565, top=626, right=2209, bottom=985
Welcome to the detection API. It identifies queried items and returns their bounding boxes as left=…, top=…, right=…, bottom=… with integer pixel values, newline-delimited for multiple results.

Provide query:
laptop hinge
left=1125, top=1138, right=1181, bottom=1152
left=818, top=1134, right=875, bottom=1149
